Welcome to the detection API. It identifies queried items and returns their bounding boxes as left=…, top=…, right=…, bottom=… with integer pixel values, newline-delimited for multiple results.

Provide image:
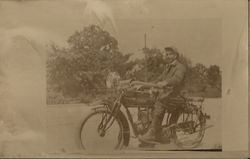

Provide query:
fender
left=92, top=100, right=130, bottom=147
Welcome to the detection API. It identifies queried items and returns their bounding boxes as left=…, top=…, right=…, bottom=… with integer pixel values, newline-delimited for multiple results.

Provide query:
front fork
left=92, top=101, right=122, bottom=136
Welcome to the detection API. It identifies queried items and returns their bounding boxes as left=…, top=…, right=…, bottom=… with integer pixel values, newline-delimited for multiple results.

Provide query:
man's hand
left=156, top=81, right=168, bottom=88
left=131, top=81, right=163, bottom=89
left=131, top=81, right=143, bottom=86
left=130, top=81, right=149, bottom=90
left=133, top=84, right=144, bottom=90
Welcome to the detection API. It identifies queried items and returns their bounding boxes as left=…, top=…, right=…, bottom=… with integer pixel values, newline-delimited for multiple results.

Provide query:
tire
left=170, top=110, right=206, bottom=149
left=80, top=109, right=124, bottom=151
left=102, top=100, right=131, bottom=147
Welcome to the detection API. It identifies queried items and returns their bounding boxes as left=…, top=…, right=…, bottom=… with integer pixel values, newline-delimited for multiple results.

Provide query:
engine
left=135, top=107, right=152, bottom=134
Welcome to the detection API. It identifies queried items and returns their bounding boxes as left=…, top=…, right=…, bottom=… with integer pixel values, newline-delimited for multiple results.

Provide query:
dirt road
left=46, top=98, right=221, bottom=154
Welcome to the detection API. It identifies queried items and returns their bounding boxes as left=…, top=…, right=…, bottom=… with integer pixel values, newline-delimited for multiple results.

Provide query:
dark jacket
left=157, top=60, right=187, bottom=100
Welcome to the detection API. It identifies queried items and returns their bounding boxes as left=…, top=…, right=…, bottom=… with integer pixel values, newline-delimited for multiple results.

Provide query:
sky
left=0, top=0, right=223, bottom=66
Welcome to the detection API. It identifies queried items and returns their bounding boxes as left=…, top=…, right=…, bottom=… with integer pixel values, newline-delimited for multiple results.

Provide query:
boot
left=138, top=128, right=158, bottom=144
left=138, top=102, right=165, bottom=144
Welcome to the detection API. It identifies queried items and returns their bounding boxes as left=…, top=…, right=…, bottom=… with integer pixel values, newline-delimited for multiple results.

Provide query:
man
left=131, top=47, right=187, bottom=144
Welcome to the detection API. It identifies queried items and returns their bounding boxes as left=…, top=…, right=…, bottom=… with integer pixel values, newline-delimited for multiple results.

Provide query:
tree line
left=47, top=25, right=221, bottom=104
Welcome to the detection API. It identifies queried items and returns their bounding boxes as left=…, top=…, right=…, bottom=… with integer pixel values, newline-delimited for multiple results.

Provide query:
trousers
left=150, top=91, right=180, bottom=136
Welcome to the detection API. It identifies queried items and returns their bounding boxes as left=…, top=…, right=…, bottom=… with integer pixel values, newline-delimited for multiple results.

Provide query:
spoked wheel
left=171, top=110, right=206, bottom=149
left=80, top=109, right=124, bottom=151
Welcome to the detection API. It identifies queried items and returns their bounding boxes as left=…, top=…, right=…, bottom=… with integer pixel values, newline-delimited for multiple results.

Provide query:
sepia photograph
left=0, top=0, right=247, bottom=158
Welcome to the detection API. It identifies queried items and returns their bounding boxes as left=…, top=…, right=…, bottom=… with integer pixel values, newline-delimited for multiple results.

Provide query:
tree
left=193, top=63, right=207, bottom=77
left=207, top=65, right=221, bottom=91
left=47, top=25, right=133, bottom=97
left=183, top=63, right=208, bottom=93
left=143, top=48, right=165, bottom=81
left=130, top=47, right=193, bottom=82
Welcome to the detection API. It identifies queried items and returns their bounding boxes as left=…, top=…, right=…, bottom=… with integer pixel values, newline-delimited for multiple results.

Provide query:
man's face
left=163, top=50, right=177, bottom=64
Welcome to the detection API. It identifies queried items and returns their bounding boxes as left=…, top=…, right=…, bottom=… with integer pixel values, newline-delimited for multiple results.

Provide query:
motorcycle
left=79, top=80, right=211, bottom=151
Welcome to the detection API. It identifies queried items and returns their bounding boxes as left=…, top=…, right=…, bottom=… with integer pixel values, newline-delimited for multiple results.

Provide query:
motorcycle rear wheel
left=170, top=111, right=206, bottom=149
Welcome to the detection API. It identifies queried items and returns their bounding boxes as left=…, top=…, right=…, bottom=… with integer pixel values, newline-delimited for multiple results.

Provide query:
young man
left=131, top=47, right=187, bottom=144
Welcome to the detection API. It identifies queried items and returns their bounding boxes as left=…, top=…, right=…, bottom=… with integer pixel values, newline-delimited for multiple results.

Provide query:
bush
left=47, top=25, right=135, bottom=104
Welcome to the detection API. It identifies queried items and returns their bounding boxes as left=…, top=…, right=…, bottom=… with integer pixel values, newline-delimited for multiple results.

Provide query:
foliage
left=129, top=48, right=221, bottom=97
left=143, top=48, right=165, bottom=81
left=47, top=25, right=134, bottom=98
left=47, top=25, right=222, bottom=104
left=184, top=63, right=221, bottom=96
left=207, top=65, right=222, bottom=91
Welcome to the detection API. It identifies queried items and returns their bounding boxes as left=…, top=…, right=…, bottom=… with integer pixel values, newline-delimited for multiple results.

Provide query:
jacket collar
left=166, top=59, right=177, bottom=67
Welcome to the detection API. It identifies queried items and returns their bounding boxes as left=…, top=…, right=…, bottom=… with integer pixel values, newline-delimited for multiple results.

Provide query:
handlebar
left=118, top=80, right=205, bottom=103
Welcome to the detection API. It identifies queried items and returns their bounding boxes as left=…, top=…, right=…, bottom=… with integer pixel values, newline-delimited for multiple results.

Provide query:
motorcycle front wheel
left=80, top=109, right=124, bottom=151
